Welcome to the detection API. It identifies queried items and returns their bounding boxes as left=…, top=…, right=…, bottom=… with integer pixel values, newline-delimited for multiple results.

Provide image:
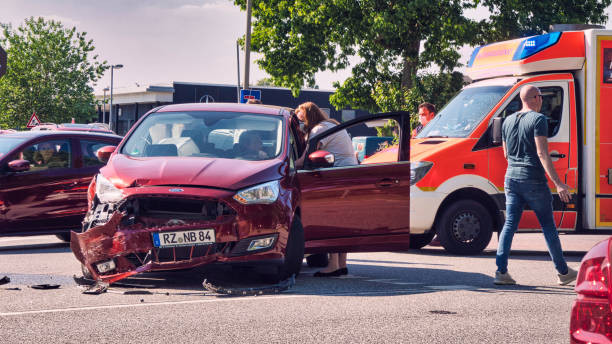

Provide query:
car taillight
left=570, top=301, right=612, bottom=343
left=576, top=257, right=610, bottom=298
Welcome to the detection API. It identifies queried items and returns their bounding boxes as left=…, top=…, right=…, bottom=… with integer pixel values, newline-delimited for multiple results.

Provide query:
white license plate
left=152, top=229, right=215, bottom=248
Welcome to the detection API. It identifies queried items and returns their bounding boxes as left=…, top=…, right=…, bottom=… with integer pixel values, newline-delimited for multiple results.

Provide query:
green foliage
left=0, top=17, right=107, bottom=129
left=234, top=0, right=610, bottom=122
left=480, top=0, right=611, bottom=42
left=234, top=0, right=480, bottom=113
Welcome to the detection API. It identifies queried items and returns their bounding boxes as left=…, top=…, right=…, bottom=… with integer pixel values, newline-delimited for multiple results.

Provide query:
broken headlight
left=233, top=180, right=280, bottom=205
left=95, top=174, right=124, bottom=204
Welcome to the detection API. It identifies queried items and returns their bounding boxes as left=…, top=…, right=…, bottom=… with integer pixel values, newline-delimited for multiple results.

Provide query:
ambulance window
left=499, top=86, right=563, bottom=138
left=540, top=87, right=563, bottom=137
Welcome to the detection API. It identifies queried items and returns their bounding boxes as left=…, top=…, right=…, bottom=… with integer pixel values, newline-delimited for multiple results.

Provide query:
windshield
left=417, top=85, right=511, bottom=138
left=0, top=137, right=27, bottom=158
left=122, top=111, right=284, bottom=161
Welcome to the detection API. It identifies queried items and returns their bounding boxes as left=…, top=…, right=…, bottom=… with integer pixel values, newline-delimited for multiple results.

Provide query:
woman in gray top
left=296, top=101, right=357, bottom=277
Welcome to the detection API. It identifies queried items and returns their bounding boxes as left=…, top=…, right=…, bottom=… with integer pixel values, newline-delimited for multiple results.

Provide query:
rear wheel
left=306, top=253, right=328, bottom=267
left=276, top=216, right=305, bottom=281
left=437, top=200, right=493, bottom=255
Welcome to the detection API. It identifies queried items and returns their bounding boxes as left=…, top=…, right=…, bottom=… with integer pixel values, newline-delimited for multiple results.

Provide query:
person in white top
left=295, top=101, right=358, bottom=277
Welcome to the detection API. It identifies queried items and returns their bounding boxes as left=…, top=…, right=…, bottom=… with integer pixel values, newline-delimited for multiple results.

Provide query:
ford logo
left=169, top=188, right=184, bottom=192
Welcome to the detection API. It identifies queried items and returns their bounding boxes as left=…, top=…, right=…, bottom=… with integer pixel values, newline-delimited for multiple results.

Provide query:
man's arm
left=534, top=135, right=571, bottom=203
left=502, top=141, right=507, bottom=159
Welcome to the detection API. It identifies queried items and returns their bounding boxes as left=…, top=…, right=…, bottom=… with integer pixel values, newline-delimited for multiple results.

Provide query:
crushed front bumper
left=71, top=189, right=290, bottom=284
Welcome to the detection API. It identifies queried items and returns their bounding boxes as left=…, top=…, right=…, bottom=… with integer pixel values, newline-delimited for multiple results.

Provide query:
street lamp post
left=102, top=87, right=109, bottom=124
left=109, top=64, right=123, bottom=132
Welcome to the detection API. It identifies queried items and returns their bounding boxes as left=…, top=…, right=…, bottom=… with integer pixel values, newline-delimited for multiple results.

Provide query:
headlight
left=410, top=161, right=433, bottom=186
left=95, top=174, right=124, bottom=204
left=233, top=180, right=280, bottom=205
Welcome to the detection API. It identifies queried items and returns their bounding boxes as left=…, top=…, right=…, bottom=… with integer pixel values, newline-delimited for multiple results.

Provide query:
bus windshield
left=417, top=85, right=511, bottom=138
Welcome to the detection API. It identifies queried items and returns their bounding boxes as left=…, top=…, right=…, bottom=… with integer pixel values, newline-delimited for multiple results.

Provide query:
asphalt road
left=0, top=233, right=608, bottom=344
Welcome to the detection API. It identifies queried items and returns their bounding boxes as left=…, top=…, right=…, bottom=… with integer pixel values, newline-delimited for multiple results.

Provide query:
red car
left=71, top=103, right=412, bottom=283
left=570, top=237, right=612, bottom=343
left=0, top=130, right=122, bottom=241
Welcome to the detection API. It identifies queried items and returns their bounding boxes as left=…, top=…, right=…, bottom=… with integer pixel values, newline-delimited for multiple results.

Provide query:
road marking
left=0, top=289, right=428, bottom=317
left=0, top=237, right=51, bottom=243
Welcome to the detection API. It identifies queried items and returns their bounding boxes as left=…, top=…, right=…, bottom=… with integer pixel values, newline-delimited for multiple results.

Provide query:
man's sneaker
left=558, top=267, right=578, bottom=286
left=494, top=271, right=516, bottom=285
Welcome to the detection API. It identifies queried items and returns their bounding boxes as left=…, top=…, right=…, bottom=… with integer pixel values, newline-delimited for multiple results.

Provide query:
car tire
left=408, top=230, right=436, bottom=249
left=277, top=216, right=305, bottom=281
left=437, top=200, right=493, bottom=255
left=55, top=232, right=71, bottom=243
left=306, top=253, right=328, bottom=267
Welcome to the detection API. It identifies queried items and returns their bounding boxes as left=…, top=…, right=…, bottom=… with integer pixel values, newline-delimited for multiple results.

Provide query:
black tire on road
left=437, top=200, right=493, bottom=255
left=55, top=232, right=71, bottom=243
left=306, top=253, right=328, bottom=267
left=408, top=230, right=436, bottom=249
left=277, top=216, right=305, bottom=281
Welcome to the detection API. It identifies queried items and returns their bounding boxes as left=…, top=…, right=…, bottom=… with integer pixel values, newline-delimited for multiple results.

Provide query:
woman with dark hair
left=295, top=101, right=358, bottom=277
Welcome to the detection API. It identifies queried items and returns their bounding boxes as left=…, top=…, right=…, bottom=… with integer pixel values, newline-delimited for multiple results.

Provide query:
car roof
left=154, top=103, right=293, bottom=117
left=0, top=130, right=122, bottom=140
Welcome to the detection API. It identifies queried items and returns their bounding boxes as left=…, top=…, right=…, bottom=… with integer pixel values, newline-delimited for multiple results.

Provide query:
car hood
left=410, top=138, right=469, bottom=162
left=100, top=154, right=285, bottom=191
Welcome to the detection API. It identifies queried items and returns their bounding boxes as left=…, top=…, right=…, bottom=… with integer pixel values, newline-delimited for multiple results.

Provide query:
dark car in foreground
left=0, top=131, right=122, bottom=241
left=71, top=103, right=412, bottom=283
left=570, top=237, right=612, bottom=343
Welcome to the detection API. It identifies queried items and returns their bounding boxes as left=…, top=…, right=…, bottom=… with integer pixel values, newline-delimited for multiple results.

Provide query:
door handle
left=550, top=153, right=566, bottom=158
left=376, top=178, right=399, bottom=188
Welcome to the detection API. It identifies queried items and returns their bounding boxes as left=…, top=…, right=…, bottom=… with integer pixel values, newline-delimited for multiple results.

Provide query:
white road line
left=0, top=237, right=52, bottom=243
left=0, top=289, right=425, bottom=317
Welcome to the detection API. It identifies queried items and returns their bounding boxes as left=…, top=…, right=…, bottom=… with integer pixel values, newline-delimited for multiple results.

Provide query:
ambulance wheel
left=437, top=200, right=492, bottom=255
left=277, top=216, right=305, bottom=281
left=306, top=253, right=328, bottom=267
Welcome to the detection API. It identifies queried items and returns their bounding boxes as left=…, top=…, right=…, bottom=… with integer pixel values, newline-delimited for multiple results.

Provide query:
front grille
left=121, top=197, right=236, bottom=220
left=126, top=243, right=230, bottom=266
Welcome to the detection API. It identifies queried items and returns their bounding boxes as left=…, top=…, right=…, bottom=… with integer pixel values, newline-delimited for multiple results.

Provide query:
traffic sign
left=26, top=112, right=41, bottom=128
left=240, top=89, right=261, bottom=103
left=0, top=45, right=6, bottom=79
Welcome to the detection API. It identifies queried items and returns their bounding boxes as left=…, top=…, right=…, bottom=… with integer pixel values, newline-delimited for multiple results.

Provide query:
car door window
left=80, top=140, right=112, bottom=167
left=303, top=117, right=402, bottom=167
left=16, top=139, right=71, bottom=171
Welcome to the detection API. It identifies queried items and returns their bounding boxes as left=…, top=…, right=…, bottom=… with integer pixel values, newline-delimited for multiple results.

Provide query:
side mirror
left=8, top=159, right=30, bottom=172
left=96, top=145, right=117, bottom=163
left=492, top=117, right=503, bottom=145
left=308, top=150, right=335, bottom=169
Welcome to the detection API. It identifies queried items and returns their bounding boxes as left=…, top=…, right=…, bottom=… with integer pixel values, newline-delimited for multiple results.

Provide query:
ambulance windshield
left=417, top=85, right=511, bottom=138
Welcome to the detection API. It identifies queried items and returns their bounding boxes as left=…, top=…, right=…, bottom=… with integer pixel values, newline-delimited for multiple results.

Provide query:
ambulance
left=407, top=25, right=612, bottom=254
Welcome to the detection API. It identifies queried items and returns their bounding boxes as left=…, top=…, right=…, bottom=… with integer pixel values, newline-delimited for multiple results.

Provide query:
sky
left=2, top=0, right=612, bottom=95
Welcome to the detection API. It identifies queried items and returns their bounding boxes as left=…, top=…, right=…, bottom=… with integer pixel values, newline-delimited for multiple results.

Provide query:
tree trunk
left=401, top=39, right=421, bottom=91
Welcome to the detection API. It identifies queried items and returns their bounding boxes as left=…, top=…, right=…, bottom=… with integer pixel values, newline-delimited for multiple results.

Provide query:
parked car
left=71, top=103, right=412, bottom=284
left=31, top=122, right=114, bottom=134
left=0, top=130, right=122, bottom=241
left=570, top=237, right=612, bottom=343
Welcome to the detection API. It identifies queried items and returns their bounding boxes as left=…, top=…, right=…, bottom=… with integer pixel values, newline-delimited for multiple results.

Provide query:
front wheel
left=437, top=200, right=493, bottom=255
left=276, top=216, right=305, bottom=281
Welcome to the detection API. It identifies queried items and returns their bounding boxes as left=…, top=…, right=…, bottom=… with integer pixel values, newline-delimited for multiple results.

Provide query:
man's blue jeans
left=496, top=178, right=569, bottom=275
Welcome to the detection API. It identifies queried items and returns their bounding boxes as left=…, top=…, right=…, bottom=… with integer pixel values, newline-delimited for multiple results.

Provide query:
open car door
left=297, top=112, right=411, bottom=254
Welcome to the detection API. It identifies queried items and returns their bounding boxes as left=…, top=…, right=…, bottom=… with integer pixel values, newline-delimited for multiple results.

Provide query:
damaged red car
left=71, top=103, right=411, bottom=284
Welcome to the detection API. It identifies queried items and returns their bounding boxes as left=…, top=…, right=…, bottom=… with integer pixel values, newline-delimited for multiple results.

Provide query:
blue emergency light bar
left=512, top=32, right=561, bottom=60
left=467, top=32, right=562, bottom=67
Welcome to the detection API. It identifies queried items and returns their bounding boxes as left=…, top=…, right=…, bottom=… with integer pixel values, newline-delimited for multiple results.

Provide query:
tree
left=480, top=0, right=611, bottom=42
left=234, top=0, right=480, bottom=114
left=0, top=17, right=107, bottom=129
